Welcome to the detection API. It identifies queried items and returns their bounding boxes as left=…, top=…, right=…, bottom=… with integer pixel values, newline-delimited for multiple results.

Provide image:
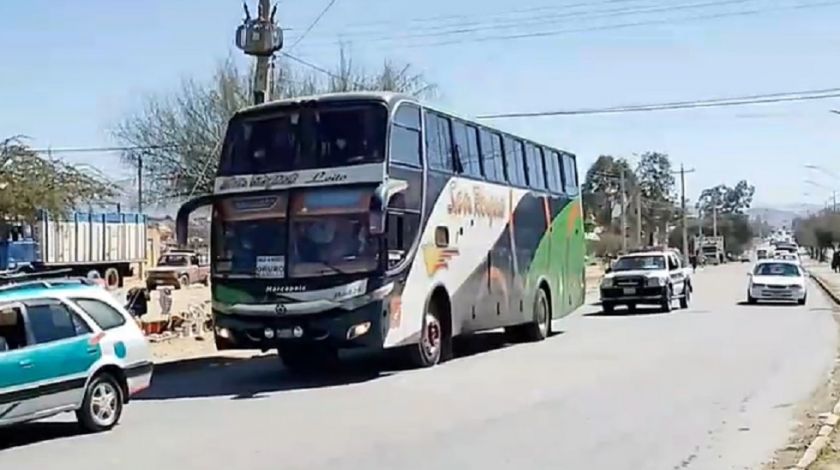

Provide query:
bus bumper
left=212, top=301, right=386, bottom=351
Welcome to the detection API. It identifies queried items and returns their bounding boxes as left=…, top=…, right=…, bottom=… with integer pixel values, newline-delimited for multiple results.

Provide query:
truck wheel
left=661, top=287, right=673, bottom=313
left=103, top=268, right=120, bottom=290
left=177, top=274, right=190, bottom=289
left=602, top=302, right=615, bottom=315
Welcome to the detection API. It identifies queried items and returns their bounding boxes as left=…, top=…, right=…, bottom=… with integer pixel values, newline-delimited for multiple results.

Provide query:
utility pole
left=635, top=190, right=642, bottom=248
left=620, top=168, right=627, bottom=253
left=712, top=205, right=718, bottom=238
left=137, top=152, right=144, bottom=280
left=680, top=164, right=688, bottom=260
left=236, top=1, right=284, bottom=105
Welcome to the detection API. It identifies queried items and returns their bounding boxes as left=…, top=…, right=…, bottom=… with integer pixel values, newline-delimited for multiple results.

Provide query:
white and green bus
left=177, top=92, right=586, bottom=372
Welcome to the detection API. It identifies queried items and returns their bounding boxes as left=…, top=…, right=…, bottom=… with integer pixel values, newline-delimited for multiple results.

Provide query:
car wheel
left=747, top=293, right=757, bottom=304
left=178, top=274, right=190, bottom=290
left=679, top=286, right=691, bottom=309
left=602, top=302, right=615, bottom=315
left=798, top=296, right=807, bottom=306
left=76, top=373, right=124, bottom=433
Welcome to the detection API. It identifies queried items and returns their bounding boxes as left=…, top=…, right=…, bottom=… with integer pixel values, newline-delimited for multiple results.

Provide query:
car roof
left=620, top=251, right=668, bottom=258
left=0, top=283, right=109, bottom=304
left=755, top=259, right=800, bottom=266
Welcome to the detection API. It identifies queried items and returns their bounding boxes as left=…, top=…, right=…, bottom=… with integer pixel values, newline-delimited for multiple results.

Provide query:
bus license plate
left=623, top=288, right=636, bottom=295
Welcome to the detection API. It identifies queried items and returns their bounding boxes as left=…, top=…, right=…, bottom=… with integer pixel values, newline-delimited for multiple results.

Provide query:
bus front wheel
left=408, top=300, right=448, bottom=368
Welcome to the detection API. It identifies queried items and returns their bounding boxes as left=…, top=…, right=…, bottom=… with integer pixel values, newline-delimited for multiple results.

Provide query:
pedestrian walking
left=832, top=250, right=840, bottom=273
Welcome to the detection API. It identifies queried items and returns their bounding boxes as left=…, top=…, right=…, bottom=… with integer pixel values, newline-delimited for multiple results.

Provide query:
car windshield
left=612, top=255, right=666, bottom=271
left=218, top=103, right=388, bottom=176
left=158, top=255, right=189, bottom=266
left=754, top=263, right=801, bottom=277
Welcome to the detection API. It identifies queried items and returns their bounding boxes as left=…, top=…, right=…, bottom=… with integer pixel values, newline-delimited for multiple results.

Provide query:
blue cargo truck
left=0, top=211, right=147, bottom=288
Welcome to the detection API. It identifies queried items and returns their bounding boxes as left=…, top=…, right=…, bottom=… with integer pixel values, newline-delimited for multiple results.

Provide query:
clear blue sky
left=2, top=0, right=840, bottom=209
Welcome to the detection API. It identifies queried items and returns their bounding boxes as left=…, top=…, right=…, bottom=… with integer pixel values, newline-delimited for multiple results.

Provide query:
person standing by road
left=832, top=250, right=840, bottom=273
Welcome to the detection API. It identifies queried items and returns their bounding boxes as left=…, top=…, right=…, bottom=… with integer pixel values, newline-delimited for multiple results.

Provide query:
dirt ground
left=764, top=267, right=840, bottom=469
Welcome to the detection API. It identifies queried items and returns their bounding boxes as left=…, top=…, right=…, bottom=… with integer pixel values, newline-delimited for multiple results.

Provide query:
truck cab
left=145, top=250, right=210, bottom=290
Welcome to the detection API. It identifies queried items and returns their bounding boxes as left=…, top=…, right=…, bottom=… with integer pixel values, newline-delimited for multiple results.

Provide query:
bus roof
left=237, top=91, right=413, bottom=116
left=234, top=91, right=577, bottom=157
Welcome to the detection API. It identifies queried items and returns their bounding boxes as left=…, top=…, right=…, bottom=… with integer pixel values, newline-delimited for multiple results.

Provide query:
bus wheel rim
left=421, top=314, right=441, bottom=362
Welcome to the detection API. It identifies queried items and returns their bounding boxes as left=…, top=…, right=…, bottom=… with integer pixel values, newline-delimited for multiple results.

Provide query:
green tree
left=635, top=152, right=676, bottom=243
left=696, top=180, right=755, bottom=215
left=0, top=137, right=116, bottom=231
left=113, top=51, right=437, bottom=203
left=581, top=155, right=636, bottom=229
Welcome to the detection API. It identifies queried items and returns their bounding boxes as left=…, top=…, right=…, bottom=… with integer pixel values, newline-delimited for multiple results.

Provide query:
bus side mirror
left=176, top=195, right=216, bottom=247
left=370, top=180, right=409, bottom=236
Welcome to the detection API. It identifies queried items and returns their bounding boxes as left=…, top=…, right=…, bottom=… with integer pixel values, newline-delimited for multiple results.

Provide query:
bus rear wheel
left=508, top=288, right=551, bottom=342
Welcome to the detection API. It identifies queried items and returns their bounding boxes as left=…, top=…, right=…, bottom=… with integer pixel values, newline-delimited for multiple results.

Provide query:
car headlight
left=601, top=278, right=614, bottom=288
left=752, top=283, right=766, bottom=289
left=646, top=277, right=664, bottom=287
left=790, top=284, right=803, bottom=290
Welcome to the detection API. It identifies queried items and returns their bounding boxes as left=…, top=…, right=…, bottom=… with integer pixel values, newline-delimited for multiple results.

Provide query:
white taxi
left=0, top=279, right=152, bottom=432
left=747, top=260, right=807, bottom=305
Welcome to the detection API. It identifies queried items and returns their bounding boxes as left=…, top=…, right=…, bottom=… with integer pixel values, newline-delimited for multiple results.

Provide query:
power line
left=287, top=0, right=339, bottom=51
left=26, top=144, right=182, bottom=155
left=477, top=87, right=840, bottom=119
left=280, top=52, right=369, bottom=89
left=292, top=0, right=756, bottom=46
left=286, top=0, right=657, bottom=43
left=293, top=0, right=840, bottom=50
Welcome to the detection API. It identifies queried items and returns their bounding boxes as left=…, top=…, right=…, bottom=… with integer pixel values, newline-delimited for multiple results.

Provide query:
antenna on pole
left=236, top=1, right=284, bottom=105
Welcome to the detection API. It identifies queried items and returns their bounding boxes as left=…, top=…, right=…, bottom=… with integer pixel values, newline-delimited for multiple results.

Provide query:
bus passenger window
left=452, top=120, right=481, bottom=177
left=504, top=138, right=526, bottom=186
left=525, top=143, right=545, bottom=190
left=543, top=147, right=561, bottom=193
left=425, top=113, right=454, bottom=172
left=563, top=153, right=579, bottom=195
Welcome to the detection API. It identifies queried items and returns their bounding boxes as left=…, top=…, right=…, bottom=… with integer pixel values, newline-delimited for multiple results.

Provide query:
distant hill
left=748, top=203, right=824, bottom=228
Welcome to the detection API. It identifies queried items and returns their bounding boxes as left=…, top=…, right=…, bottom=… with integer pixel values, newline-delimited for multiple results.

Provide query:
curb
left=793, top=269, right=840, bottom=468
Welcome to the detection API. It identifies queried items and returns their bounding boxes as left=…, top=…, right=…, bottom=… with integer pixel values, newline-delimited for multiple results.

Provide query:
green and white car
left=0, top=279, right=153, bottom=432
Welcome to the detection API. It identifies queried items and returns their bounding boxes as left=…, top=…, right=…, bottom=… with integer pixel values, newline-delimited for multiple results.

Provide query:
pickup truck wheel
left=679, top=286, right=691, bottom=309
left=178, top=274, right=190, bottom=289
left=661, top=287, right=673, bottom=313
left=602, top=302, right=615, bottom=315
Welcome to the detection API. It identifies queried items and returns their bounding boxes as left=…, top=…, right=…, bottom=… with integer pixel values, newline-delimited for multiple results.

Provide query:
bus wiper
left=314, top=259, right=352, bottom=276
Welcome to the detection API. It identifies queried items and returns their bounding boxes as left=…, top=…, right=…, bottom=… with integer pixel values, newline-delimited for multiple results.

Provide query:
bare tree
left=113, top=50, right=437, bottom=204
left=0, top=137, right=117, bottom=231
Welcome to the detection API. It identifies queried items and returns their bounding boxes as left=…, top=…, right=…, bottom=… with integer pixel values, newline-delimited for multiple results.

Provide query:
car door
left=0, top=303, right=36, bottom=421
left=667, top=254, right=686, bottom=295
left=16, top=299, right=97, bottom=416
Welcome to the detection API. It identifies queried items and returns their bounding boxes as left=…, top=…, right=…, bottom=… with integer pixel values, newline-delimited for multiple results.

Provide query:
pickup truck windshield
left=612, top=255, right=666, bottom=271
left=158, top=255, right=190, bottom=267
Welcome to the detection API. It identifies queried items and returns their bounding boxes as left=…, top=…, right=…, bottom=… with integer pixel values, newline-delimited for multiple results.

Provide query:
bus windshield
left=211, top=189, right=379, bottom=278
left=218, top=103, right=388, bottom=176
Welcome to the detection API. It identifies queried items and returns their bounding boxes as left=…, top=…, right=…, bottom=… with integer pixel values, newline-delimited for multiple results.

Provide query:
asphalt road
left=1, top=263, right=837, bottom=470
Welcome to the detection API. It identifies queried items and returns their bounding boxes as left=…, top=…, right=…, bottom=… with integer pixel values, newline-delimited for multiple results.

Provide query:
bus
left=176, top=92, right=586, bottom=372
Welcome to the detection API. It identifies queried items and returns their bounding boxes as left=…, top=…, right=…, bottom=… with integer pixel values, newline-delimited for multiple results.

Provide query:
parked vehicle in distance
left=746, top=260, right=807, bottom=305
left=600, top=250, right=691, bottom=313
left=0, top=278, right=153, bottom=431
left=739, top=253, right=750, bottom=262
left=0, top=211, right=147, bottom=289
left=145, top=250, right=210, bottom=290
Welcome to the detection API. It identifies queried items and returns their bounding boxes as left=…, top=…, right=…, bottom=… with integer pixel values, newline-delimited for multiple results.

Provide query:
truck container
left=0, top=210, right=147, bottom=288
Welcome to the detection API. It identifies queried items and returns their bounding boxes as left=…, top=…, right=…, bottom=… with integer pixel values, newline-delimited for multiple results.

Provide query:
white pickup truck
left=600, top=249, right=692, bottom=314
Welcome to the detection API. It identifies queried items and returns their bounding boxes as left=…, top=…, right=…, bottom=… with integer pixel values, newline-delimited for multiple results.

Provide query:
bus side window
left=543, top=147, right=561, bottom=193
left=452, top=120, right=481, bottom=177
left=503, top=137, right=526, bottom=186
left=525, top=143, right=545, bottom=190
left=425, top=112, right=454, bottom=172
left=554, top=151, right=567, bottom=194
left=563, top=153, right=579, bottom=195
left=390, top=104, right=422, bottom=167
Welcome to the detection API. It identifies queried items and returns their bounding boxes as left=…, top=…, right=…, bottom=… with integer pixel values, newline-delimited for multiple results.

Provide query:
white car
left=747, top=260, right=807, bottom=305
left=0, top=278, right=152, bottom=432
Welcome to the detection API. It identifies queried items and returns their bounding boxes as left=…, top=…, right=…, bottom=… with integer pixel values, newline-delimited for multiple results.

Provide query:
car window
left=24, top=301, right=91, bottom=344
left=667, top=255, right=679, bottom=270
left=754, top=263, right=801, bottom=277
left=72, top=298, right=127, bottom=331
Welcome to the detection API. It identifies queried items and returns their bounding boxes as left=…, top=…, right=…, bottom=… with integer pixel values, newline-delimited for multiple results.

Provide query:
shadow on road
left=0, top=421, right=84, bottom=451
left=584, top=306, right=669, bottom=317
left=138, top=331, right=525, bottom=402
